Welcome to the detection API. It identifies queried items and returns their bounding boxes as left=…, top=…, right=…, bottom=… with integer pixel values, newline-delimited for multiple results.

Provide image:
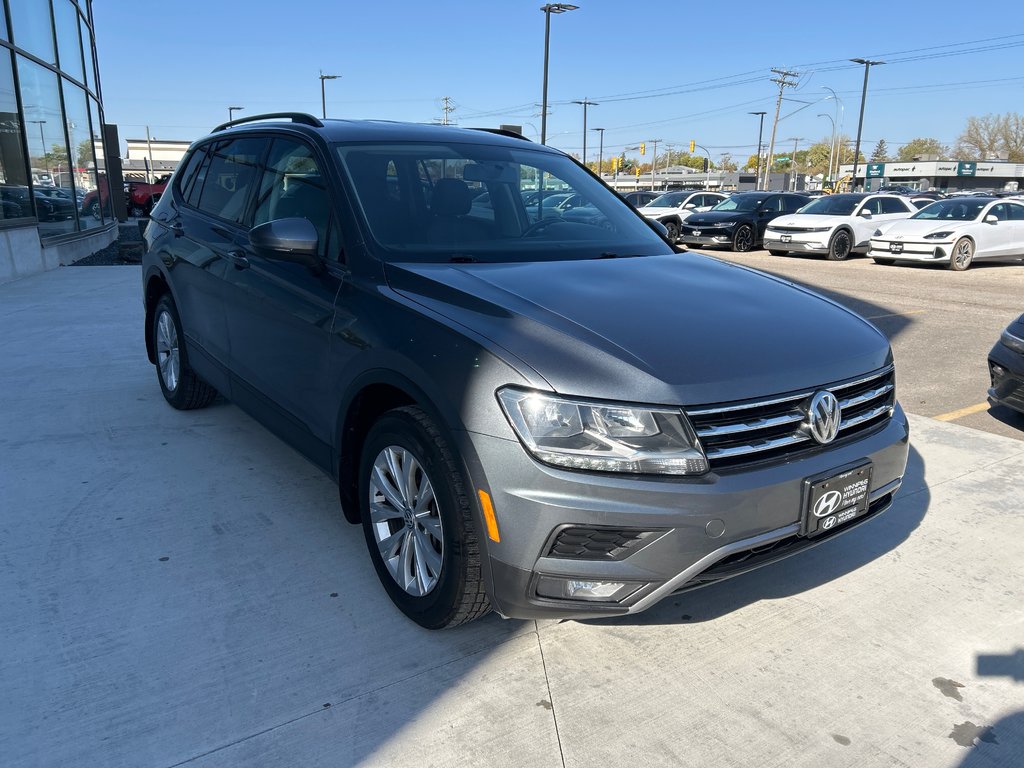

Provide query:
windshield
left=334, top=141, right=672, bottom=263
left=711, top=194, right=763, bottom=213
left=647, top=192, right=688, bottom=208
left=911, top=198, right=990, bottom=221
left=798, top=195, right=861, bottom=215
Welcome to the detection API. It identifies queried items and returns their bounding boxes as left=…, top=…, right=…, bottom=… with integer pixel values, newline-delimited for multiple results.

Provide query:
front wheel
left=732, top=224, right=754, bottom=252
left=949, top=237, right=974, bottom=271
left=826, top=229, right=852, bottom=261
left=359, top=406, right=490, bottom=629
left=151, top=294, right=218, bottom=410
left=664, top=220, right=680, bottom=241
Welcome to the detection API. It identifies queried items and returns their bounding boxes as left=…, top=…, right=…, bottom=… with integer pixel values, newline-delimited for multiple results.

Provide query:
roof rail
left=468, top=127, right=532, bottom=142
left=212, top=112, right=324, bottom=133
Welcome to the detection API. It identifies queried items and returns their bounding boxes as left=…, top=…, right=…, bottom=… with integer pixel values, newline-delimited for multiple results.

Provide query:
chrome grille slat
left=688, top=366, right=896, bottom=470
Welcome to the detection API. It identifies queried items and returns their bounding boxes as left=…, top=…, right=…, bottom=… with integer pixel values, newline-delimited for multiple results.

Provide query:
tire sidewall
left=152, top=295, right=187, bottom=407
left=950, top=237, right=973, bottom=271
left=358, top=409, right=469, bottom=628
left=828, top=229, right=852, bottom=261
left=733, top=224, right=753, bottom=252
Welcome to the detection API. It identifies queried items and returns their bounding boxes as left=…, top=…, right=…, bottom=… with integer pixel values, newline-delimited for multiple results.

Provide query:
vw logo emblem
left=813, top=490, right=843, bottom=518
left=807, top=390, right=841, bottom=444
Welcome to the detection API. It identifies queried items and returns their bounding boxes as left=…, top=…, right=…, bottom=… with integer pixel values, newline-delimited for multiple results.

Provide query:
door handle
left=225, top=249, right=250, bottom=269
left=166, top=220, right=184, bottom=236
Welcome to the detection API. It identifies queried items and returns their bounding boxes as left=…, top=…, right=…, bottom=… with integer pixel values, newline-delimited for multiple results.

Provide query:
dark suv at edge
left=142, top=114, right=909, bottom=628
left=680, top=191, right=808, bottom=251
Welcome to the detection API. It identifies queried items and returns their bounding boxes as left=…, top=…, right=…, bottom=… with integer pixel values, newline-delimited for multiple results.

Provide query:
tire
left=826, top=229, right=853, bottom=261
left=151, top=294, right=218, bottom=410
left=768, top=249, right=788, bottom=257
left=949, top=237, right=974, bottom=271
left=664, top=220, right=680, bottom=241
left=873, top=257, right=895, bottom=266
left=732, top=224, right=754, bottom=252
left=89, top=202, right=101, bottom=221
left=359, top=406, right=490, bottom=629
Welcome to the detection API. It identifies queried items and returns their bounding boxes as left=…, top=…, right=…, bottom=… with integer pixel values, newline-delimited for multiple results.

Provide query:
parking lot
left=2, top=263, right=1023, bottom=767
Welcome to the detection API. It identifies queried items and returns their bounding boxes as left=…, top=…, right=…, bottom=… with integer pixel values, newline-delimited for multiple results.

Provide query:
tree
left=896, top=137, right=948, bottom=161
left=743, top=154, right=759, bottom=171
left=870, top=139, right=890, bottom=162
left=717, top=153, right=737, bottom=172
left=955, top=112, right=1024, bottom=161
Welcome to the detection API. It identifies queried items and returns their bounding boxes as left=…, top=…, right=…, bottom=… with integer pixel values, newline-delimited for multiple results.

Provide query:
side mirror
left=985, top=214, right=998, bottom=224
left=858, top=209, right=873, bottom=218
left=249, top=218, right=320, bottom=266
left=683, top=203, right=696, bottom=209
left=651, top=220, right=670, bottom=238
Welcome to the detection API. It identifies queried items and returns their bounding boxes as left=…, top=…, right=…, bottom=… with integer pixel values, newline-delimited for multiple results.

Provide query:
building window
left=9, top=1, right=57, bottom=67
left=54, top=0, right=85, bottom=85
left=87, top=96, right=109, bottom=223
left=79, top=13, right=93, bottom=93
left=0, top=49, right=32, bottom=222
left=17, top=55, right=76, bottom=237
left=63, top=81, right=100, bottom=230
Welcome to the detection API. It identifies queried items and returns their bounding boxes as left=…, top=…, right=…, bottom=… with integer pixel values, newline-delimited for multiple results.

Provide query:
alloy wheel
left=155, top=310, right=180, bottom=392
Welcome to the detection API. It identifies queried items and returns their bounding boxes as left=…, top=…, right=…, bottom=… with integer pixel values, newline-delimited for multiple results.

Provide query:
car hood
left=386, top=254, right=890, bottom=405
left=876, top=219, right=967, bottom=239
left=768, top=214, right=853, bottom=229
left=685, top=211, right=750, bottom=226
left=637, top=205, right=681, bottom=217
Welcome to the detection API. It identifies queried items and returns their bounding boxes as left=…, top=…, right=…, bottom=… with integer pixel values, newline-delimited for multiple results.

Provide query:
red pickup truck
left=80, top=174, right=170, bottom=220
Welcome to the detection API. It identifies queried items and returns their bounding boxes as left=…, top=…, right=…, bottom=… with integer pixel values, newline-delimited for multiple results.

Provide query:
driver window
left=989, top=204, right=1008, bottom=221
left=253, top=139, right=335, bottom=259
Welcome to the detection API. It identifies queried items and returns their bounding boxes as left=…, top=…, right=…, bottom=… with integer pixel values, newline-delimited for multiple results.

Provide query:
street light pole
left=228, top=105, right=244, bottom=122
left=319, top=70, right=341, bottom=119
left=648, top=138, right=661, bottom=191
left=748, top=111, right=766, bottom=190
left=786, top=137, right=803, bottom=190
left=817, top=113, right=835, bottom=187
left=592, top=127, right=605, bottom=176
left=821, top=86, right=843, bottom=183
left=572, top=98, right=597, bottom=164
left=539, top=3, right=578, bottom=145
left=850, top=58, right=883, bottom=191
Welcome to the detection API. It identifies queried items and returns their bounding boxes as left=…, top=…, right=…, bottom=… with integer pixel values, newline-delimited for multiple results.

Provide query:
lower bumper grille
left=546, top=526, right=662, bottom=561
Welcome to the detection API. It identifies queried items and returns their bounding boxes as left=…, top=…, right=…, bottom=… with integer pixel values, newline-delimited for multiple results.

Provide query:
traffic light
left=689, top=140, right=695, bottom=153
left=702, top=158, right=709, bottom=172
left=612, top=157, right=618, bottom=172
left=639, top=142, right=646, bottom=156
left=635, top=167, right=640, bottom=179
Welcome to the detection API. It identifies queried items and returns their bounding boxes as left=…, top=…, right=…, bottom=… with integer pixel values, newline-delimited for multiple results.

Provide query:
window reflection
left=55, top=0, right=85, bottom=84
left=88, top=96, right=110, bottom=222
left=0, top=50, right=32, bottom=221
left=80, top=15, right=93, bottom=93
left=64, top=82, right=96, bottom=229
left=18, top=56, right=76, bottom=236
left=9, top=1, right=57, bottom=66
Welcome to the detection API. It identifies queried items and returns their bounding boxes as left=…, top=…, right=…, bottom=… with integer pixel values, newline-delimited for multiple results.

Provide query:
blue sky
left=93, top=1, right=1023, bottom=161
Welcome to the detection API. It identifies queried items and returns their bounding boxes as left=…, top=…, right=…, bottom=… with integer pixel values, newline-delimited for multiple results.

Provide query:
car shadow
left=584, top=443, right=928, bottom=627
left=987, top=403, right=1024, bottom=432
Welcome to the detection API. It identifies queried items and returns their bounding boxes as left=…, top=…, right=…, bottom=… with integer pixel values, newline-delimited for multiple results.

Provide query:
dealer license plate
left=889, top=242, right=903, bottom=253
left=801, top=462, right=873, bottom=538
left=781, top=234, right=792, bottom=243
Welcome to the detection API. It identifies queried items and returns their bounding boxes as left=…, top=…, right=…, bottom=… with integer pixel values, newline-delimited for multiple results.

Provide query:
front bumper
left=469, top=404, right=911, bottom=620
left=763, top=234, right=830, bottom=254
left=868, top=238, right=953, bottom=262
left=680, top=228, right=733, bottom=247
left=988, top=340, right=1024, bottom=415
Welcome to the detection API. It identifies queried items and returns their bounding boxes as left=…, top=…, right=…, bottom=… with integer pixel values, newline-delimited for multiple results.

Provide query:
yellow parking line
left=933, top=402, right=990, bottom=422
left=864, top=309, right=927, bottom=321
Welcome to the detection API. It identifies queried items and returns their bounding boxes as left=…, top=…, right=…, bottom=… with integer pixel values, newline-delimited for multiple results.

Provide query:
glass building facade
left=1, top=0, right=112, bottom=241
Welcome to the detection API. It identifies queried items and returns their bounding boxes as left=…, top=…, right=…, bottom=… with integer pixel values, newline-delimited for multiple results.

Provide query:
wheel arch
left=143, top=269, right=173, bottom=364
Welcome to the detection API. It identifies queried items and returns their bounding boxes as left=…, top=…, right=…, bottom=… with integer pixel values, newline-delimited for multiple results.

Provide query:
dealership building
left=0, top=0, right=116, bottom=285
left=838, top=159, right=1024, bottom=193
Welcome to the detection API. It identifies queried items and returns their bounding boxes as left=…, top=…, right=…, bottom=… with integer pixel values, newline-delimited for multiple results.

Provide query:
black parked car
left=679, top=191, right=808, bottom=251
left=140, top=114, right=908, bottom=628
left=620, top=190, right=660, bottom=208
left=989, top=313, right=1024, bottom=419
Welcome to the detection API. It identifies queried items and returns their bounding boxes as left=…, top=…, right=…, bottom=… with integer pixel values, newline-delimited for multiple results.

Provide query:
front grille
left=768, top=225, right=820, bottom=233
left=546, top=526, right=661, bottom=561
left=687, top=366, right=895, bottom=471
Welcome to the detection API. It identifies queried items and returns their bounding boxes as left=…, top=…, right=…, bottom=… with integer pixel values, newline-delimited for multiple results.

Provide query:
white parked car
left=635, top=191, right=726, bottom=241
left=868, top=197, right=1024, bottom=271
left=763, top=193, right=916, bottom=261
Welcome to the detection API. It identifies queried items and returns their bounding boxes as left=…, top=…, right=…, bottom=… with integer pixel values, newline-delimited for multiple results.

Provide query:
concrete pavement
left=2, top=266, right=1022, bottom=767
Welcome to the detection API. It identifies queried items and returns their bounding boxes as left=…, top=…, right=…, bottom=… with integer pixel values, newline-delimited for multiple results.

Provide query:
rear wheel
left=732, top=224, right=754, bottom=252
left=359, top=406, right=490, bottom=629
left=151, top=294, right=218, bottom=410
left=949, top=237, right=974, bottom=271
left=826, top=229, right=852, bottom=261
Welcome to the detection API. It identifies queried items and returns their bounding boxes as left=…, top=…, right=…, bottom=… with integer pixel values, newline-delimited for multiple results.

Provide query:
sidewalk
left=2, top=266, right=1022, bottom=768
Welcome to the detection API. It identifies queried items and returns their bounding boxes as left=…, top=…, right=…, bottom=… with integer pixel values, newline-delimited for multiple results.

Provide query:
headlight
left=1001, top=328, right=1024, bottom=355
left=923, top=230, right=955, bottom=240
left=804, top=226, right=832, bottom=233
left=497, top=388, right=708, bottom=475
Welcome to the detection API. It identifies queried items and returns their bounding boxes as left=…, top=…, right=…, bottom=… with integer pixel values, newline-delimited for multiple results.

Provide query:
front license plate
left=781, top=234, right=792, bottom=243
left=801, top=462, right=873, bottom=537
left=889, top=242, right=903, bottom=253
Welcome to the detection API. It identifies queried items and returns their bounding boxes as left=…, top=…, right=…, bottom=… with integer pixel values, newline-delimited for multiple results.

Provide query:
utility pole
left=572, top=98, right=597, bottom=164
left=439, top=96, right=456, bottom=125
left=764, top=68, right=799, bottom=191
left=850, top=58, right=884, bottom=191
left=748, top=111, right=766, bottom=190
left=787, top=137, right=803, bottom=190
left=648, top=138, right=661, bottom=191
left=591, top=127, right=605, bottom=176
left=145, top=125, right=154, bottom=185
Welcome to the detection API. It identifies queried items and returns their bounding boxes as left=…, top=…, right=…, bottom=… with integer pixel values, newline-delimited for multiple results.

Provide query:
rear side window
left=1007, top=202, right=1024, bottom=220
left=195, top=137, right=265, bottom=224
left=781, top=196, right=803, bottom=213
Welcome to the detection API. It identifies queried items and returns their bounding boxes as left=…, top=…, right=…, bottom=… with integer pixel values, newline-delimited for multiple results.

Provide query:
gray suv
left=141, top=114, right=909, bottom=628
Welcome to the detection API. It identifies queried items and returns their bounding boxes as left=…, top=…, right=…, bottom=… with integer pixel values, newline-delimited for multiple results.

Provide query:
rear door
left=1005, top=201, right=1024, bottom=256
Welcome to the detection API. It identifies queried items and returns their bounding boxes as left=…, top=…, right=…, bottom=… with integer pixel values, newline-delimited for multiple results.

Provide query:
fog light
left=535, top=576, right=644, bottom=602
